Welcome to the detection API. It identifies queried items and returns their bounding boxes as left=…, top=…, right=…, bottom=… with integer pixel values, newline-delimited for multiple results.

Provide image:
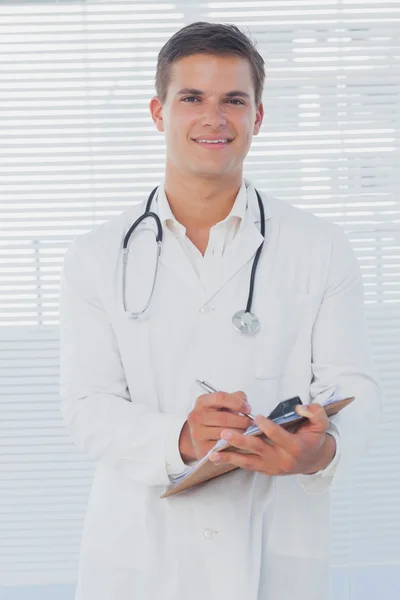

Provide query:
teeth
left=196, top=139, right=228, bottom=144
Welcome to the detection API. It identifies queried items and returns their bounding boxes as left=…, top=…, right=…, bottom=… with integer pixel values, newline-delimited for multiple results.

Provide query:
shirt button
left=200, top=306, right=210, bottom=314
left=204, top=528, right=216, bottom=540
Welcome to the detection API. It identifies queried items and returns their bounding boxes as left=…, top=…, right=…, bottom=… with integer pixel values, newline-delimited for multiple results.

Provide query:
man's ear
left=149, top=96, right=164, bottom=133
left=253, top=102, right=264, bottom=136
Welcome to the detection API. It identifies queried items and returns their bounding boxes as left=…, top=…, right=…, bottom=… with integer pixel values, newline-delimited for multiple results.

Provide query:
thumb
left=296, top=403, right=322, bottom=417
left=296, top=403, right=328, bottom=429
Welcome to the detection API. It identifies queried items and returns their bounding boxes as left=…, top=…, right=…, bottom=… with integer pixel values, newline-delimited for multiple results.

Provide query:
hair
left=155, top=22, right=265, bottom=105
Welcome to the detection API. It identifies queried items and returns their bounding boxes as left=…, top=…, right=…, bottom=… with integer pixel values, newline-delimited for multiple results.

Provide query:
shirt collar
left=156, top=179, right=248, bottom=234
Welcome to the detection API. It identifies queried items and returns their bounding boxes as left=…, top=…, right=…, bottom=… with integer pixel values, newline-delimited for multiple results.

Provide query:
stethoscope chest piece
left=232, top=309, right=260, bottom=335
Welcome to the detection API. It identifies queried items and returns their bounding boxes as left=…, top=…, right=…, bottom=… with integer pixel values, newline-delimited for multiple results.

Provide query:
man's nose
left=201, top=104, right=228, bottom=128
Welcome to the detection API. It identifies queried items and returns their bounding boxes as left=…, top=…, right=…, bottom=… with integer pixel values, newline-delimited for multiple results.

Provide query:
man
left=59, top=22, right=381, bottom=600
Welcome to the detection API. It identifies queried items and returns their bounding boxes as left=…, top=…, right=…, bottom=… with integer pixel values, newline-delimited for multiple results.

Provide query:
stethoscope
left=122, top=186, right=265, bottom=335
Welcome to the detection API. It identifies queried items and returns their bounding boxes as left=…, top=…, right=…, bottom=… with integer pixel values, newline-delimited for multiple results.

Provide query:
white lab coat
left=59, top=181, right=381, bottom=600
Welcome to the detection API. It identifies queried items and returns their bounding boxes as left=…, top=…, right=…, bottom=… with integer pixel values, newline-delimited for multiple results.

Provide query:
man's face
left=150, top=54, right=264, bottom=178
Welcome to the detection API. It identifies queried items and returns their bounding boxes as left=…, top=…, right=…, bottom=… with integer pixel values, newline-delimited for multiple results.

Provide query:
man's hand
left=208, top=403, right=337, bottom=475
left=179, top=391, right=253, bottom=462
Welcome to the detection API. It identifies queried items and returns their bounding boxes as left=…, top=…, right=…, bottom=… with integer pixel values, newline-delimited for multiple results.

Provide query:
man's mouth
left=192, top=138, right=233, bottom=146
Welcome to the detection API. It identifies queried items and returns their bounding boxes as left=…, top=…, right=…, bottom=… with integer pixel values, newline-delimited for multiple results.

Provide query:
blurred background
left=0, top=1, right=399, bottom=598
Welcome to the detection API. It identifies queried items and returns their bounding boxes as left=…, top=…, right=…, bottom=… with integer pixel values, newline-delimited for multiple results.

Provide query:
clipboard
left=161, top=393, right=354, bottom=499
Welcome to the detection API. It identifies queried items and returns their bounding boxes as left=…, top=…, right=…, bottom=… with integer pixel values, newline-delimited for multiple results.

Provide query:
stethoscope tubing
left=122, top=185, right=265, bottom=331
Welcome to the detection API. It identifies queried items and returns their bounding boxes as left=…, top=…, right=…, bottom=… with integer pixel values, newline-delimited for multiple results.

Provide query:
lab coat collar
left=243, top=177, right=269, bottom=222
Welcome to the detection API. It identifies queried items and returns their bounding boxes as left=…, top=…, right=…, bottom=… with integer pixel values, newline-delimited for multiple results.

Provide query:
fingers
left=195, top=426, right=251, bottom=442
left=188, top=391, right=253, bottom=460
left=206, top=404, right=330, bottom=475
left=220, top=429, right=266, bottom=454
left=254, top=415, right=301, bottom=455
left=210, top=450, right=265, bottom=472
left=192, top=391, right=252, bottom=428
left=295, top=403, right=329, bottom=431
left=202, top=411, right=253, bottom=429
left=197, top=391, right=251, bottom=415
left=251, top=403, right=328, bottom=454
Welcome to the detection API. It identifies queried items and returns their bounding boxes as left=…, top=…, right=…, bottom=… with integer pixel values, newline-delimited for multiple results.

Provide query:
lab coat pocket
left=254, top=294, right=310, bottom=380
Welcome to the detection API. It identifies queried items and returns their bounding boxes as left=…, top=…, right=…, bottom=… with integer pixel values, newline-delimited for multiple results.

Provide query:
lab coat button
left=204, top=528, right=216, bottom=540
left=200, top=306, right=210, bottom=314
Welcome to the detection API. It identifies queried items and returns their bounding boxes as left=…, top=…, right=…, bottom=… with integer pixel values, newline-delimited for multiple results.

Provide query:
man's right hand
left=179, top=391, right=253, bottom=462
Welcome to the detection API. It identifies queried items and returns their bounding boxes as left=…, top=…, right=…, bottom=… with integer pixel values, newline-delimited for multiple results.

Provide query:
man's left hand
left=209, top=403, right=336, bottom=476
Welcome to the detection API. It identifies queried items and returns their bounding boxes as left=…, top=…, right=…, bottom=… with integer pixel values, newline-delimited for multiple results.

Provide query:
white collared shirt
left=159, top=180, right=340, bottom=479
left=157, top=179, right=248, bottom=288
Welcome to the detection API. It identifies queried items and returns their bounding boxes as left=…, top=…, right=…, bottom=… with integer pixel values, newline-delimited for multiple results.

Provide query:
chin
left=189, top=162, right=233, bottom=177
left=193, top=169, right=230, bottom=179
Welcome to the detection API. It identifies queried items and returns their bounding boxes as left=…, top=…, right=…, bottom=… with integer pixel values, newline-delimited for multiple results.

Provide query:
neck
left=163, top=165, right=243, bottom=231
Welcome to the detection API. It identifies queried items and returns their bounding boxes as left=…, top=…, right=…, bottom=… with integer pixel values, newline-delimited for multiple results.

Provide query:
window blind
left=0, top=0, right=399, bottom=586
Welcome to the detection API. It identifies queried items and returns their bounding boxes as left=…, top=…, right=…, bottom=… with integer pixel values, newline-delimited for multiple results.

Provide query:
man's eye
left=181, top=97, right=244, bottom=105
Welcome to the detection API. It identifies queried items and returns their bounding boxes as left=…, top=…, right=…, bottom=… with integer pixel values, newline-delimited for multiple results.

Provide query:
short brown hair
left=155, top=22, right=265, bottom=105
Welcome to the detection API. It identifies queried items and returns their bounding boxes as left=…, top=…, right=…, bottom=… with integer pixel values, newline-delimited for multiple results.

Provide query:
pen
left=196, top=379, right=255, bottom=420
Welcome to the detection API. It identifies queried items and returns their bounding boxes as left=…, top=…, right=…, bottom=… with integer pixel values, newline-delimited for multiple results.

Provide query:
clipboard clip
left=267, top=396, right=303, bottom=421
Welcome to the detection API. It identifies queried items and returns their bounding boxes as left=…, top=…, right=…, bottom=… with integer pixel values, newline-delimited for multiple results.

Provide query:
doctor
left=59, top=21, right=382, bottom=600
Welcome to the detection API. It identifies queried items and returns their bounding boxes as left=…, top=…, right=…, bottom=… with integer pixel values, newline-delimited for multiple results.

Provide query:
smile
left=192, top=138, right=233, bottom=147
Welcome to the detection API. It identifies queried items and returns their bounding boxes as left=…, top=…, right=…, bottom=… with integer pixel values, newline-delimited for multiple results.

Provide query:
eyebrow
left=176, top=88, right=251, bottom=99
